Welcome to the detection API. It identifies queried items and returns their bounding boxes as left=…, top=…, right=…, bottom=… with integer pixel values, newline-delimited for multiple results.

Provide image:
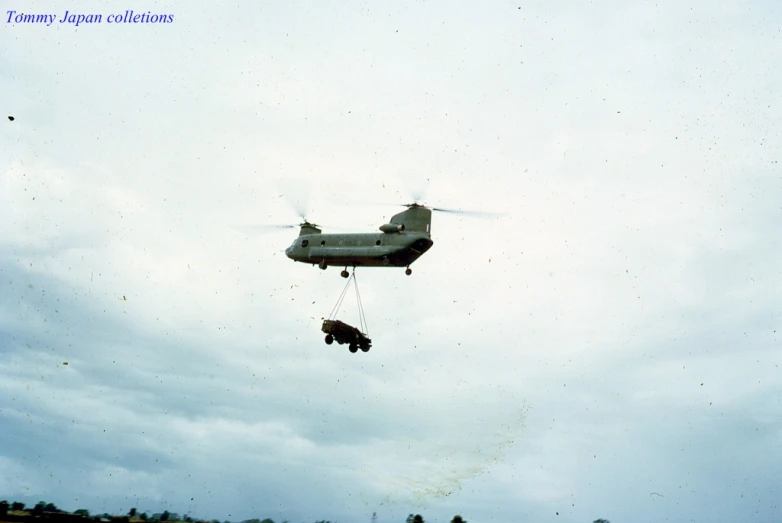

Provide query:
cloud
left=2, top=1, right=782, bottom=522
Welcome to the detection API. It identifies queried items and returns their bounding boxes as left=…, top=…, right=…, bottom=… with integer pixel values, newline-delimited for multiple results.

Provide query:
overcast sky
left=2, top=1, right=781, bottom=522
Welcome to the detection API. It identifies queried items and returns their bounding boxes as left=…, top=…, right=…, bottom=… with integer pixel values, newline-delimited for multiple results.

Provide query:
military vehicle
left=321, top=319, right=371, bottom=353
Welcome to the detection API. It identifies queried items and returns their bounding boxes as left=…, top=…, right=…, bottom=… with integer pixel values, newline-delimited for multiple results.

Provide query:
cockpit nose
left=285, top=246, right=293, bottom=258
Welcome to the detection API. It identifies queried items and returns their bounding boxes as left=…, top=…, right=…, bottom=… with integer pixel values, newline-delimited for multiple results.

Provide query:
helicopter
left=283, top=203, right=433, bottom=277
left=283, top=202, right=500, bottom=278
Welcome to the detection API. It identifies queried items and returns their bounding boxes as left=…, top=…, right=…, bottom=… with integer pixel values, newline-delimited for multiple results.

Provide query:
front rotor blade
left=275, top=177, right=312, bottom=220
left=230, top=224, right=297, bottom=236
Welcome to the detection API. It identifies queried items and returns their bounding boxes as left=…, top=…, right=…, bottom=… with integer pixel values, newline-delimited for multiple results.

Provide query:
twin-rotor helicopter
left=287, top=203, right=438, bottom=277
left=237, top=186, right=503, bottom=278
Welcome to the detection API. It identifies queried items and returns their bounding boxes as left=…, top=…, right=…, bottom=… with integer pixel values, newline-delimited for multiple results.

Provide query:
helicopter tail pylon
left=388, top=204, right=433, bottom=235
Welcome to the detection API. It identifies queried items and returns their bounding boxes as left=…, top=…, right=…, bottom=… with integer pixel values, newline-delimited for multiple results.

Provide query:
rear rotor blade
left=323, top=199, right=507, bottom=219
left=430, top=207, right=507, bottom=218
left=409, top=178, right=431, bottom=203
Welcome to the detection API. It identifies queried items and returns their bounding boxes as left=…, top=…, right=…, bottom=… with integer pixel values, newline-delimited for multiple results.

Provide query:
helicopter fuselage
left=284, top=204, right=434, bottom=275
left=285, top=231, right=434, bottom=268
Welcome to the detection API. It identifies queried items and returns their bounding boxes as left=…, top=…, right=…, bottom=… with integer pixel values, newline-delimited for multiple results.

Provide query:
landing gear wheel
left=349, top=343, right=358, bottom=353
left=360, top=345, right=370, bottom=352
left=341, top=270, right=349, bottom=278
left=325, top=334, right=334, bottom=345
left=405, top=268, right=412, bottom=275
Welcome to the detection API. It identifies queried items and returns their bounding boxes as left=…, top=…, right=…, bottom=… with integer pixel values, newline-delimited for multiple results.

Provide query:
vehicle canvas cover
left=322, top=319, right=371, bottom=347
left=322, top=319, right=364, bottom=336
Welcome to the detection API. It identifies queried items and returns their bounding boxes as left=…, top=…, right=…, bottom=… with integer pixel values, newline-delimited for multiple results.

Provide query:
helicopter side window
left=375, top=240, right=381, bottom=246
left=301, top=240, right=309, bottom=247
left=321, top=240, right=325, bottom=246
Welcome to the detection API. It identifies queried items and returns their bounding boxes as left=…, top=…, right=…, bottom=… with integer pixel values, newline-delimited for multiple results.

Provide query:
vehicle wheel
left=341, top=270, right=349, bottom=278
left=325, top=335, right=334, bottom=345
left=405, top=268, right=412, bottom=275
left=349, top=343, right=358, bottom=353
left=361, top=344, right=370, bottom=352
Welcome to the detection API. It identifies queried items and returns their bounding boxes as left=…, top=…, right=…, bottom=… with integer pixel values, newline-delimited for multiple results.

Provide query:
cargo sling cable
left=327, top=270, right=368, bottom=335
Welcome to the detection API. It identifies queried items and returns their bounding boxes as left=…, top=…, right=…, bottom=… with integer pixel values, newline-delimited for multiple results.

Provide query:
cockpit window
left=301, top=240, right=309, bottom=247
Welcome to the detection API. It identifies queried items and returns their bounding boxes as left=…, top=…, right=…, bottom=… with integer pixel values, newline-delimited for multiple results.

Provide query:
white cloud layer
left=2, top=1, right=781, bottom=522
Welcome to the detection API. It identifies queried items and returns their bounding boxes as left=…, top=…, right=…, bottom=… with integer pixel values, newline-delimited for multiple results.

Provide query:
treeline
left=0, top=503, right=215, bottom=523
left=1, top=500, right=608, bottom=523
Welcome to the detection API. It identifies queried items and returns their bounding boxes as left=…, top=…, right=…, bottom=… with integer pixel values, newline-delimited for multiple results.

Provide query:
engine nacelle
left=379, top=223, right=405, bottom=233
